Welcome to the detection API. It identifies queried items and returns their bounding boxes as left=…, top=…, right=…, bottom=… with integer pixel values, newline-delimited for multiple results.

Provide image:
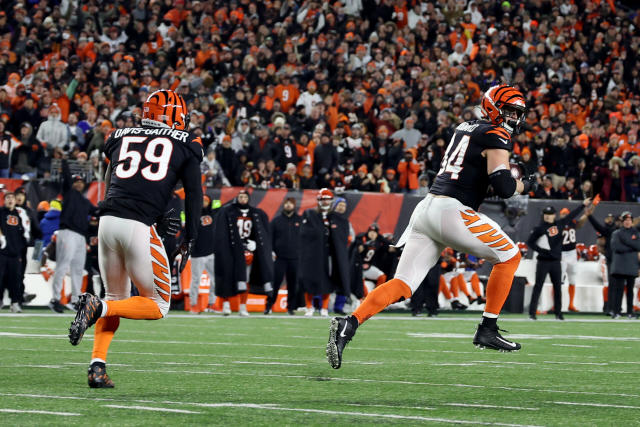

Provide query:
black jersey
left=102, top=126, right=204, bottom=240
left=561, top=221, right=578, bottom=251
left=429, top=120, right=513, bottom=210
left=193, top=206, right=216, bottom=257
left=236, top=208, right=253, bottom=244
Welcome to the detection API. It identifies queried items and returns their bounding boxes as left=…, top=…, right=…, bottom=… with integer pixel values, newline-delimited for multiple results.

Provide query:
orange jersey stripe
left=468, top=223, right=493, bottom=234
left=475, top=229, right=503, bottom=244
left=150, top=227, right=162, bottom=248
left=498, top=243, right=515, bottom=251
left=460, top=211, right=481, bottom=226
left=154, top=279, right=170, bottom=294
left=150, top=247, right=168, bottom=269
left=152, top=261, right=170, bottom=284
left=488, top=237, right=511, bottom=248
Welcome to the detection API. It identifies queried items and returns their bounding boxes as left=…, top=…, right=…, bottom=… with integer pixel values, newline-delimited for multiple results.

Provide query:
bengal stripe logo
left=486, top=127, right=511, bottom=139
left=201, top=215, right=212, bottom=226
left=547, top=226, right=558, bottom=237
left=150, top=226, right=170, bottom=302
left=6, top=215, right=18, bottom=226
left=460, top=209, right=514, bottom=251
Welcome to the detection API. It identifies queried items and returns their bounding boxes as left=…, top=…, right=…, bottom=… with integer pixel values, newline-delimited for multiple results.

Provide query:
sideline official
left=266, top=197, right=301, bottom=315
left=609, top=212, right=640, bottom=319
left=527, top=199, right=591, bottom=320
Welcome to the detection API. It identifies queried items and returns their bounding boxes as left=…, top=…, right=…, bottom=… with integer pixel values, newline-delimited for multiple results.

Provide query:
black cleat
left=22, top=293, right=36, bottom=304
left=88, top=363, right=114, bottom=388
left=48, top=299, right=65, bottom=313
left=451, top=300, right=468, bottom=310
left=69, top=293, right=102, bottom=346
left=473, top=324, right=521, bottom=352
left=529, top=314, right=537, bottom=320
left=326, top=316, right=358, bottom=369
left=334, top=309, right=347, bottom=316
left=555, top=313, right=565, bottom=320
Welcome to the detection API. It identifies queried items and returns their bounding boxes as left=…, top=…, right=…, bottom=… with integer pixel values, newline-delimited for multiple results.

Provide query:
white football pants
left=395, top=194, right=519, bottom=292
left=52, top=229, right=87, bottom=304
left=561, top=249, right=578, bottom=285
left=189, top=254, right=215, bottom=305
left=98, top=215, right=170, bottom=316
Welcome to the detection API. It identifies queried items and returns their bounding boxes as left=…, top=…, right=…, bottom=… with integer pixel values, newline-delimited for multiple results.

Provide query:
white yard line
left=407, top=332, right=640, bottom=342
left=0, top=394, right=542, bottom=426
left=231, top=361, right=306, bottom=366
left=0, top=408, right=80, bottom=416
left=551, top=344, right=594, bottom=348
left=551, top=401, right=640, bottom=410
left=443, top=403, right=539, bottom=411
left=344, top=403, right=435, bottom=411
left=103, top=404, right=201, bottom=414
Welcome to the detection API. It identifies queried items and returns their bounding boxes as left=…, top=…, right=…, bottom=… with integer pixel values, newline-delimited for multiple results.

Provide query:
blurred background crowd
left=0, top=0, right=638, bottom=201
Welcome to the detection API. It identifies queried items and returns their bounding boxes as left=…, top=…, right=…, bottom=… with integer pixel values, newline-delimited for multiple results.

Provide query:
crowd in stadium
left=0, top=0, right=638, bottom=200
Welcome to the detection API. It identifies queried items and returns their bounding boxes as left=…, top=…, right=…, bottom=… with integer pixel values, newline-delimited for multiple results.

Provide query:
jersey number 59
left=115, top=136, right=173, bottom=181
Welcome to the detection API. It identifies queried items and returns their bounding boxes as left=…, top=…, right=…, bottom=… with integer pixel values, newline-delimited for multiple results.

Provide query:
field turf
left=1, top=310, right=639, bottom=426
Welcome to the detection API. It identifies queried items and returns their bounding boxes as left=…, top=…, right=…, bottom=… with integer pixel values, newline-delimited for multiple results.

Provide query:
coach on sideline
left=609, top=212, right=640, bottom=319
left=50, top=159, right=97, bottom=311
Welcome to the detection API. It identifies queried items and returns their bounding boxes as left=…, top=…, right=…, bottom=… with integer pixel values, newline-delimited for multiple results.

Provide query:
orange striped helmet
left=481, top=84, right=527, bottom=134
left=142, top=89, right=189, bottom=130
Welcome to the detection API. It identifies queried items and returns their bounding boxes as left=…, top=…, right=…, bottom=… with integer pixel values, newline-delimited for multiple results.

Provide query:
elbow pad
left=489, top=169, right=517, bottom=198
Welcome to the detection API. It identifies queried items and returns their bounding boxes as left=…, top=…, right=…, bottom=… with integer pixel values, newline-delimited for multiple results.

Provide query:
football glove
left=156, top=208, right=181, bottom=238
left=517, top=162, right=537, bottom=194
left=173, top=239, right=194, bottom=273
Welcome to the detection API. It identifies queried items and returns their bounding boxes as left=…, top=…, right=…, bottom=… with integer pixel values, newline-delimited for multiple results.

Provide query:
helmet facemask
left=498, top=103, right=527, bottom=135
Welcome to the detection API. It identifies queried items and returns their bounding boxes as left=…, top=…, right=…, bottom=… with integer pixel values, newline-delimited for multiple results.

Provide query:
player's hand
left=0, top=235, right=6, bottom=249
left=246, top=239, right=257, bottom=252
left=156, top=209, right=181, bottom=238
left=583, top=197, right=592, bottom=207
left=173, top=239, right=194, bottom=273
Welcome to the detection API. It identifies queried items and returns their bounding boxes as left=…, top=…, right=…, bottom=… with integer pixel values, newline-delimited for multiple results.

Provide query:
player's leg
left=624, top=276, right=635, bottom=317
left=51, top=230, right=72, bottom=306
left=566, top=259, right=578, bottom=311
left=437, top=201, right=522, bottom=350
left=549, top=261, right=563, bottom=319
left=189, top=256, right=204, bottom=312
left=69, top=231, right=87, bottom=308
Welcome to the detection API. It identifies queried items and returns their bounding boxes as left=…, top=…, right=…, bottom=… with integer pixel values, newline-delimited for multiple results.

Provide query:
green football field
left=1, top=311, right=639, bottom=426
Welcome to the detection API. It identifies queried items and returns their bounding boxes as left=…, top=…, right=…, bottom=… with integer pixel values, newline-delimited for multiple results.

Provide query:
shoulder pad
left=473, top=123, right=513, bottom=151
left=186, top=134, right=204, bottom=161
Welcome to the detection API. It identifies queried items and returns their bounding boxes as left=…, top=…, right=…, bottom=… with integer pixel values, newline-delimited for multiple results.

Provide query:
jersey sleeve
left=186, top=134, right=204, bottom=162
left=103, top=134, right=116, bottom=161
left=474, top=124, right=513, bottom=151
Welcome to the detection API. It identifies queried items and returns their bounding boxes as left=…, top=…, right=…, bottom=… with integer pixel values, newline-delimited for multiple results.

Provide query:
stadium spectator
left=0, top=0, right=636, bottom=203
left=189, top=195, right=217, bottom=313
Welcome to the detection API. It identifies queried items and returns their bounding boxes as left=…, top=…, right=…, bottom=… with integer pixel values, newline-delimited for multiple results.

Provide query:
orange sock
left=305, top=293, right=313, bottom=309
left=106, top=297, right=162, bottom=320
left=568, top=284, right=576, bottom=305
left=362, top=280, right=369, bottom=298
left=470, top=272, right=482, bottom=297
left=239, top=291, right=248, bottom=305
left=484, top=252, right=521, bottom=315
left=456, top=275, right=471, bottom=297
left=321, top=294, right=330, bottom=309
left=449, top=277, right=459, bottom=298
left=352, top=278, right=411, bottom=324
left=439, top=276, right=452, bottom=300
left=91, top=316, right=120, bottom=361
left=376, top=274, right=387, bottom=288
left=602, top=286, right=608, bottom=302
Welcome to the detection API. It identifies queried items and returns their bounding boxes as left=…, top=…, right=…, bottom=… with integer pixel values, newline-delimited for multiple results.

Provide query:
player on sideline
left=327, top=84, right=534, bottom=369
left=68, top=89, right=203, bottom=387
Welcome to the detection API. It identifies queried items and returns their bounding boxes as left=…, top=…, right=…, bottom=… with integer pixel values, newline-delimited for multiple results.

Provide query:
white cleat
left=320, top=308, right=329, bottom=317
left=10, top=302, right=22, bottom=313
left=222, top=301, right=231, bottom=316
left=238, top=304, right=250, bottom=317
left=305, top=308, right=315, bottom=317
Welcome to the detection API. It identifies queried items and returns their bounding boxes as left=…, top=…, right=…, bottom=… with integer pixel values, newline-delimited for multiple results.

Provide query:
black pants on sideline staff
left=410, top=263, right=441, bottom=315
left=529, top=259, right=562, bottom=316
left=0, top=254, right=20, bottom=303
left=610, top=274, right=635, bottom=316
left=267, top=257, right=299, bottom=311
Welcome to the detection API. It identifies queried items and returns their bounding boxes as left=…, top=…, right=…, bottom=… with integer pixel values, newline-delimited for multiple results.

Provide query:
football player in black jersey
left=68, top=89, right=203, bottom=388
left=328, top=85, right=535, bottom=369
left=558, top=206, right=591, bottom=312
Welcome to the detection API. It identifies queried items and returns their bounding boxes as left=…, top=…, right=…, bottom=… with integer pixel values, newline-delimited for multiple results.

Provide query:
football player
left=558, top=206, right=590, bottom=312
left=68, top=89, right=203, bottom=387
left=328, top=85, right=534, bottom=369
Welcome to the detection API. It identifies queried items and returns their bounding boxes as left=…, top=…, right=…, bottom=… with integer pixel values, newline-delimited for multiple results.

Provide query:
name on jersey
left=456, top=123, right=480, bottom=133
left=113, top=127, right=189, bottom=142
